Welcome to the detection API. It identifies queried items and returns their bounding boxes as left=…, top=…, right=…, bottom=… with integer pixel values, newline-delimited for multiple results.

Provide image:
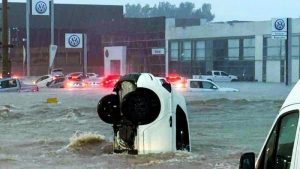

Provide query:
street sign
left=152, top=48, right=165, bottom=55
left=65, top=33, right=83, bottom=48
left=272, top=18, right=287, bottom=39
left=32, top=0, right=50, bottom=16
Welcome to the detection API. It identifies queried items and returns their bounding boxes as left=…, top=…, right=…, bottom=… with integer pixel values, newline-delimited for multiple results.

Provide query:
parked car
left=186, top=79, right=238, bottom=92
left=100, top=75, right=121, bottom=88
left=64, top=76, right=88, bottom=88
left=0, top=78, right=39, bottom=92
left=200, top=70, right=238, bottom=82
left=65, top=72, right=83, bottom=80
left=239, top=80, right=300, bottom=169
left=46, top=77, right=65, bottom=88
left=86, top=73, right=99, bottom=79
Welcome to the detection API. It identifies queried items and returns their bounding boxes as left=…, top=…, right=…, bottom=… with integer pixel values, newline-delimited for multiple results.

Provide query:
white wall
left=266, top=61, right=281, bottom=82
left=255, top=35, right=263, bottom=82
left=103, top=46, right=127, bottom=76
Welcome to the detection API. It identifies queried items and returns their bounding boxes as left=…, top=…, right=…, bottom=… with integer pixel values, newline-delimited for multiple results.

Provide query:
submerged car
left=0, top=78, right=39, bottom=92
left=46, top=77, right=65, bottom=88
left=186, top=79, right=239, bottom=92
left=97, top=73, right=190, bottom=154
left=34, top=74, right=64, bottom=87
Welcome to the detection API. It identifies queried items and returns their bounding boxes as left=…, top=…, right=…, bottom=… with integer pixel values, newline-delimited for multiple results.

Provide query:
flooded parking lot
left=0, top=82, right=293, bottom=168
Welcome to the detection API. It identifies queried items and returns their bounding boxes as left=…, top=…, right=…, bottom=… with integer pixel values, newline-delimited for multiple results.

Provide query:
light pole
left=2, top=0, right=11, bottom=78
left=26, top=0, right=31, bottom=76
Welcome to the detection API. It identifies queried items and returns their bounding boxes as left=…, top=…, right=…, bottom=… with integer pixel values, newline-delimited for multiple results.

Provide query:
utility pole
left=49, top=0, right=55, bottom=73
left=2, top=0, right=11, bottom=78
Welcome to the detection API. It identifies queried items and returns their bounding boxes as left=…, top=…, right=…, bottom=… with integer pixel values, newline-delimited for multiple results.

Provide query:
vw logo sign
left=274, top=19, right=285, bottom=31
left=68, top=35, right=81, bottom=47
left=35, top=1, right=47, bottom=14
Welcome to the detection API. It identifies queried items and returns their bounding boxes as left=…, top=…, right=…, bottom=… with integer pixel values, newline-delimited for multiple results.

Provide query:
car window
left=0, top=80, right=9, bottom=89
left=36, top=76, right=49, bottom=83
left=202, top=81, right=216, bottom=89
left=213, top=72, right=220, bottom=76
left=221, top=72, right=228, bottom=76
left=258, top=111, right=299, bottom=169
left=190, top=81, right=202, bottom=88
left=9, top=80, right=17, bottom=88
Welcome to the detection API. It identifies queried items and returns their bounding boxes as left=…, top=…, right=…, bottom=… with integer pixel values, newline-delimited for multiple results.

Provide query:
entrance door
left=110, top=60, right=121, bottom=75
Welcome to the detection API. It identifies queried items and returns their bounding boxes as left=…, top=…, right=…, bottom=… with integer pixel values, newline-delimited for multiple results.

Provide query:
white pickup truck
left=199, top=70, right=238, bottom=82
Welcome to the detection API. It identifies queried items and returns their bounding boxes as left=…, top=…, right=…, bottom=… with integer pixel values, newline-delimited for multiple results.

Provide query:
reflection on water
left=0, top=83, right=292, bottom=168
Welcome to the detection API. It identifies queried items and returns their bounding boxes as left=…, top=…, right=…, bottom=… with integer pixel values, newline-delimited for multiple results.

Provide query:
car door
left=213, top=71, right=221, bottom=81
left=220, top=71, right=230, bottom=82
left=256, top=110, right=299, bottom=169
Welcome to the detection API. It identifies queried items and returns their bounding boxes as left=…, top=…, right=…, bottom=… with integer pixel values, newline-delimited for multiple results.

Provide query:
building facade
left=165, top=18, right=300, bottom=82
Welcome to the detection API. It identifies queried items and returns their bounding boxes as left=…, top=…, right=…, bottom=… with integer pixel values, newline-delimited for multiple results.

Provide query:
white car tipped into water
left=186, top=79, right=239, bottom=92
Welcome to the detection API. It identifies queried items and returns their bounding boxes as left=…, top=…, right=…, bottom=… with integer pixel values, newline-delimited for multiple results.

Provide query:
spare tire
left=97, top=94, right=121, bottom=124
left=121, top=88, right=161, bottom=125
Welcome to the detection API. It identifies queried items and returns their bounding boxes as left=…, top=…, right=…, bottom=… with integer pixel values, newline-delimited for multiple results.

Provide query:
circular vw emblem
left=68, top=35, right=81, bottom=47
left=274, top=19, right=285, bottom=31
left=35, top=1, right=47, bottom=14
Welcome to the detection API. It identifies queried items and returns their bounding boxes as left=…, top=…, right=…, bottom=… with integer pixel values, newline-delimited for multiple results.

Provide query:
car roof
left=281, top=80, right=300, bottom=111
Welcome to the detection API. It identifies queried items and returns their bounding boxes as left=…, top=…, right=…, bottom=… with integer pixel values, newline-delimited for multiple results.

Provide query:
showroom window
left=170, top=41, right=179, bottom=61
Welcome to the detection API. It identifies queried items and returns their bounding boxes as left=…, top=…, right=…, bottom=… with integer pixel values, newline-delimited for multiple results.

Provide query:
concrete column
left=255, top=35, right=263, bottom=82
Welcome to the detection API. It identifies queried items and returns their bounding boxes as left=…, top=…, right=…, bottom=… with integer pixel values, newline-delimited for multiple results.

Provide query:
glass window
left=258, top=111, right=299, bottom=169
left=244, top=38, right=255, bottom=47
left=0, top=80, right=9, bottom=89
left=267, top=38, right=283, bottom=47
left=8, top=80, right=17, bottom=88
left=292, top=46, right=299, bottom=58
left=182, top=41, right=191, bottom=61
left=170, top=42, right=179, bottom=61
left=228, top=39, right=239, bottom=60
left=228, top=39, right=239, bottom=48
left=202, top=81, right=216, bottom=89
left=221, top=72, right=228, bottom=76
left=292, top=36, right=299, bottom=46
left=195, top=41, right=205, bottom=61
left=213, top=72, right=220, bottom=76
left=267, top=47, right=285, bottom=59
left=244, top=48, right=255, bottom=58
left=228, top=48, right=239, bottom=60
left=190, top=81, right=202, bottom=88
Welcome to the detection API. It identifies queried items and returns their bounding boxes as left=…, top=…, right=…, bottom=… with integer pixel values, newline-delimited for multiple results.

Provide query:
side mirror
left=239, top=152, right=255, bottom=169
left=212, top=85, right=217, bottom=89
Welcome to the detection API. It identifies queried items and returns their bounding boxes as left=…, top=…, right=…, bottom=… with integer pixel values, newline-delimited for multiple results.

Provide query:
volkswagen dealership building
left=1, top=2, right=300, bottom=83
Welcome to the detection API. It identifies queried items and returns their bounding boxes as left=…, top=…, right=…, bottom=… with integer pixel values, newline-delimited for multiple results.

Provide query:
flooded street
left=0, top=82, right=293, bottom=169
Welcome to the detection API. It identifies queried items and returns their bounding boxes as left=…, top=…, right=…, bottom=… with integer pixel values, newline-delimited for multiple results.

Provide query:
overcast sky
left=7, top=0, right=300, bottom=21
